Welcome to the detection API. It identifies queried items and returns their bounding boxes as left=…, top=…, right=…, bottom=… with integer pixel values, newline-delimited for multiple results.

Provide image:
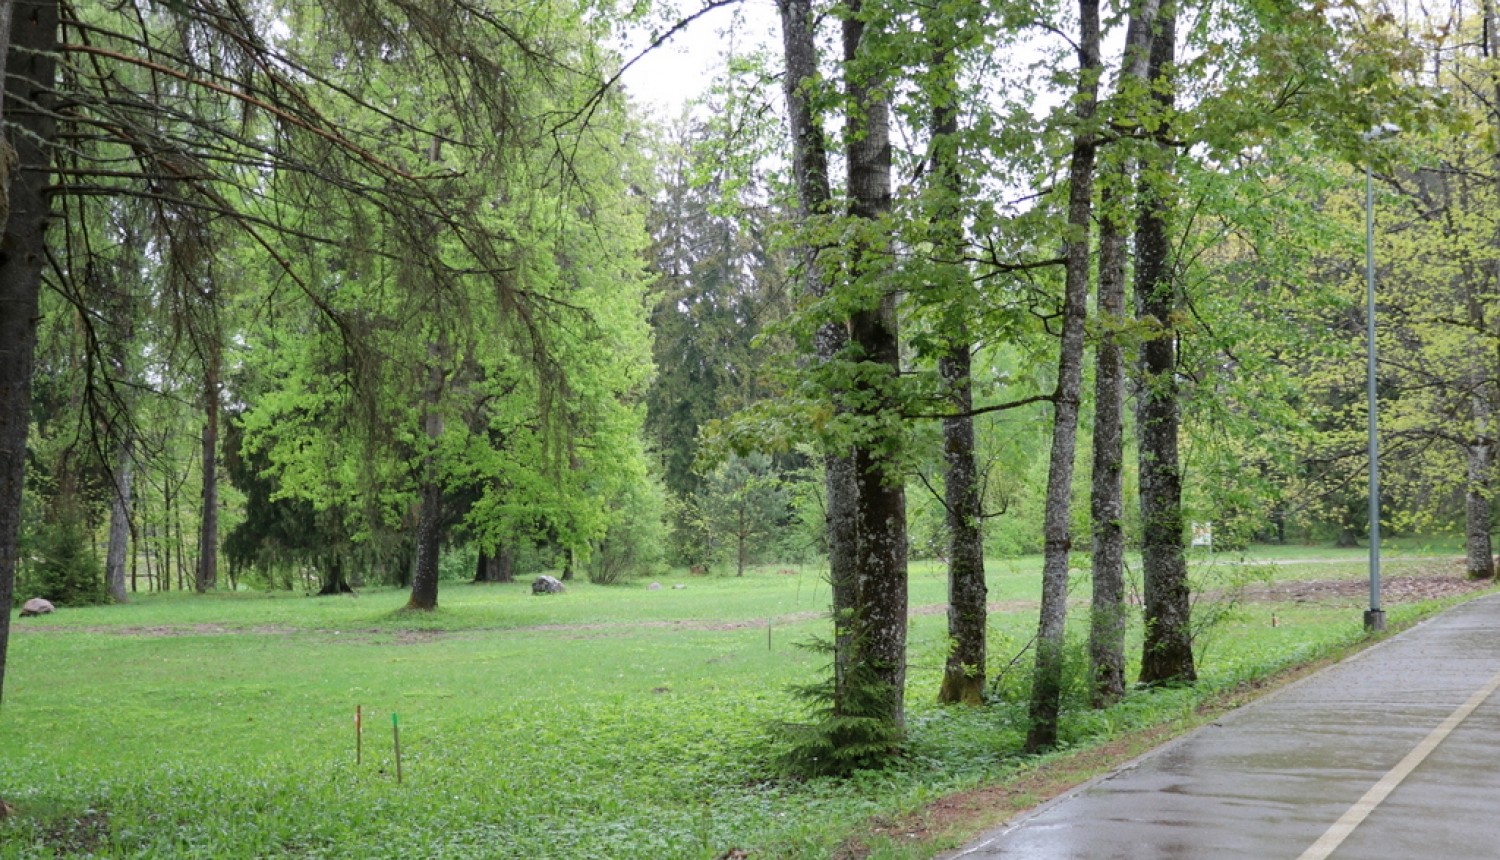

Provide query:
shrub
left=19, top=516, right=107, bottom=606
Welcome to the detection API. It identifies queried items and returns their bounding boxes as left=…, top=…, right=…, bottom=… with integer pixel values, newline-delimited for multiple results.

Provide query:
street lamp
left=1363, top=122, right=1398, bottom=633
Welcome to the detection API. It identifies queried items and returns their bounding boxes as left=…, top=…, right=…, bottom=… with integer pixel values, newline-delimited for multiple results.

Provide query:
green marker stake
left=392, top=713, right=402, bottom=785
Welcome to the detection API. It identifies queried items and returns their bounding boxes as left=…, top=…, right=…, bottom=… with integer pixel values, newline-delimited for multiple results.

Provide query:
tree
left=1026, top=0, right=1101, bottom=752
left=765, top=0, right=909, bottom=770
left=700, top=453, right=788, bottom=576
left=643, top=112, right=794, bottom=566
left=1354, top=4, right=1499, bottom=579
left=0, top=0, right=662, bottom=708
left=1133, top=10, right=1196, bottom=687
left=775, top=0, right=861, bottom=673
left=916, top=0, right=989, bottom=708
left=839, top=0, right=910, bottom=737
left=0, top=0, right=57, bottom=704
left=1089, top=0, right=1160, bottom=708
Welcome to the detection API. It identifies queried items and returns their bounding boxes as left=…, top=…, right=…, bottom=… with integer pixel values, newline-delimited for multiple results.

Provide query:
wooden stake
left=392, top=712, right=402, bottom=784
left=356, top=705, right=363, bottom=766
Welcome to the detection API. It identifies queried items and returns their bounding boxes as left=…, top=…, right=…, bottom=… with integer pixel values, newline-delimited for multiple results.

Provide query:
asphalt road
left=942, top=592, right=1500, bottom=859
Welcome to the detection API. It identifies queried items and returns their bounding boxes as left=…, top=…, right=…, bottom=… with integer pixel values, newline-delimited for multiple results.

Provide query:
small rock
left=647, top=582, right=662, bottom=590
left=672, top=584, right=687, bottom=590
left=19, top=598, right=54, bottom=618
left=531, top=575, right=565, bottom=595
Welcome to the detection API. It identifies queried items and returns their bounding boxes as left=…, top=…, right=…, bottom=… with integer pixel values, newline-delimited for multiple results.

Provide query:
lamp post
left=1362, top=123, right=1398, bottom=633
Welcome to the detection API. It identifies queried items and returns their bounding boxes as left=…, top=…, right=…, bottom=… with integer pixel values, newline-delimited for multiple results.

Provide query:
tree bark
left=1134, top=12, right=1195, bottom=687
left=1464, top=332, right=1494, bottom=579
left=844, top=0, right=908, bottom=733
left=196, top=375, right=219, bottom=592
left=1088, top=0, right=1160, bottom=709
left=0, top=0, right=54, bottom=705
left=406, top=354, right=445, bottom=611
left=777, top=0, right=859, bottom=680
left=407, top=478, right=442, bottom=608
left=106, top=441, right=133, bottom=603
left=1470, top=0, right=1500, bottom=581
left=1026, top=0, right=1100, bottom=753
left=940, top=343, right=987, bottom=705
left=318, top=554, right=354, bottom=595
left=925, top=26, right=987, bottom=706
left=474, top=545, right=515, bottom=583
left=1089, top=173, right=1129, bottom=706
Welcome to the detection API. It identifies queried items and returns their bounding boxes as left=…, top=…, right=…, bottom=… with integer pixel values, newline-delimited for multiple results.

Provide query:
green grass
left=1, top=552, right=1491, bottom=859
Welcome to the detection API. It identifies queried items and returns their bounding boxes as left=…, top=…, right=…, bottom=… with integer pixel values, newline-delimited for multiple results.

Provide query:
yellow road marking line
left=1298, top=668, right=1500, bottom=860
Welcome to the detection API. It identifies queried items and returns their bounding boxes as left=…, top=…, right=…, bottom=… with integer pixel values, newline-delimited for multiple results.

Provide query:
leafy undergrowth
left=1, top=554, right=1492, bottom=859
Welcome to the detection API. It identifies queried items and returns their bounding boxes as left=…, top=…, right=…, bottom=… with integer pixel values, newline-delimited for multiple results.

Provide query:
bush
left=587, top=477, right=668, bottom=584
left=18, top=517, right=107, bottom=607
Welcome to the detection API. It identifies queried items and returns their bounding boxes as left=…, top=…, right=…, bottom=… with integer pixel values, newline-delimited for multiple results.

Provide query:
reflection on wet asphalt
left=943, top=594, right=1500, bottom=859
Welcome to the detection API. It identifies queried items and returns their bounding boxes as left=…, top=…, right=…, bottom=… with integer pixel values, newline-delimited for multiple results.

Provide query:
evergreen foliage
left=20, top=517, right=107, bottom=607
left=771, top=633, right=905, bottom=779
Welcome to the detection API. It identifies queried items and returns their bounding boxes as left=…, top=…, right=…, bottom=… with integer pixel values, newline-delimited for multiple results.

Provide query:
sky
left=613, top=0, right=781, bottom=117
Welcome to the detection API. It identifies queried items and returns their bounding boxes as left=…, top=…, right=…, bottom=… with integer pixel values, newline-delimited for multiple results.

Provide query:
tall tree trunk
left=776, top=0, right=859, bottom=683
left=1089, top=174, right=1129, bottom=707
left=407, top=478, right=442, bottom=608
left=1134, top=12, right=1196, bottom=686
left=0, top=0, right=54, bottom=705
left=406, top=354, right=445, bottom=611
left=926, top=27, right=987, bottom=706
left=1464, top=437, right=1492, bottom=579
left=1088, top=0, right=1160, bottom=709
left=844, top=0, right=908, bottom=733
left=939, top=342, right=987, bottom=705
left=196, top=374, right=219, bottom=592
left=130, top=488, right=140, bottom=593
left=106, top=441, right=133, bottom=603
left=1471, top=0, right=1500, bottom=581
left=1026, top=0, right=1100, bottom=753
left=1465, top=307, right=1494, bottom=578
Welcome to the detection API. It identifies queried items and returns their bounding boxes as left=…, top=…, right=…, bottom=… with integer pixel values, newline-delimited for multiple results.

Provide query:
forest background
left=0, top=0, right=1499, bottom=818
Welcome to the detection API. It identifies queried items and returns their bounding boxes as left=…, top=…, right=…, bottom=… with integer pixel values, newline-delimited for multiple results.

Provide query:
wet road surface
left=943, top=592, right=1500, bottom=859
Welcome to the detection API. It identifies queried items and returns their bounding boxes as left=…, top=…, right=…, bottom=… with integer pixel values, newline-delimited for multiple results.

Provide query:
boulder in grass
left=647, top=582, right=662, bottom=591
left=531, top=575, right=565, bottom=595
left=20, top=598, right=55, bottom=618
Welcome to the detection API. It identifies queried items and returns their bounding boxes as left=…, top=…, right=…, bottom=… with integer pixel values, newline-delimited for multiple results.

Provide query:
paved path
left=943, top=592, right=1500, bottom=859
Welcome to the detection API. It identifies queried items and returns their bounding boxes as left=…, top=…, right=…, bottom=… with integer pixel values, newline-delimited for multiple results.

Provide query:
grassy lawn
left=1, top=546, right=1491, bottom=859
